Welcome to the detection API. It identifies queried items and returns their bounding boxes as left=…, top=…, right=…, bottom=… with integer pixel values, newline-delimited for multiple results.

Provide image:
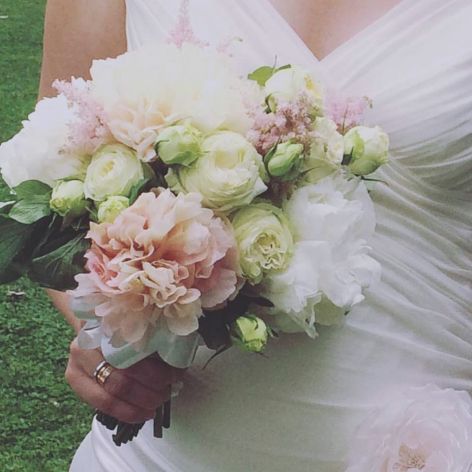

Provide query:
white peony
left=346, top=385, right=472, bottom=472
left=260, top=241, right=328, bottom=337
left=91, top=43, right=258, bottom=162
left=262, top=172, right=380, bottom=332
left=0, top=95, right=87, bottom=187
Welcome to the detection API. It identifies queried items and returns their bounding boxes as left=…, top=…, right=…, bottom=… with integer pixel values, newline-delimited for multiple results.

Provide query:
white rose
left=84, top=144, right=144, bottom=202
left=265, top=66, right=323, bottom=111
left=232, top=202, right=294, bottom=284
left=346, top=385, right=472, bottom=472
left=344, top=125, right=389, bottom=176
left=0, top=95, right=87, bottom=187
left=166, top=131, right=267, bottom=212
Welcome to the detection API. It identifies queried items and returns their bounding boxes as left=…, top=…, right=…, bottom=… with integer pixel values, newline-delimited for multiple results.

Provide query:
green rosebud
left=84, top=144, right=144, bottom=202
left=230, top=315, right=268, bottom=353
left=50, top=180, right=87, bottom=217
left=344, top=126, right=389, bottom=176
left=155, top=124, right=202, bottom=166
left=231, top=202, right=293, bottom=284
left=97, top=196, right=129, bottom=223
left=266, top=141, right=304, bottom=179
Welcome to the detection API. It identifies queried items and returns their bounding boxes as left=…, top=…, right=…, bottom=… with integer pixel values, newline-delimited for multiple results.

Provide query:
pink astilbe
left=325, top=92, right=371, bottom=133
left=167, top=0, right=209, bottom=48
left=71, top=189, right=239, bottom=348
left=53, top=78, right=111, bottom=155
left=247, top=92, right=316, bottom=156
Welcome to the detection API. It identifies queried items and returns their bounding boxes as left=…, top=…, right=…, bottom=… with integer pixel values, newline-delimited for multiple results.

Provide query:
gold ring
left=93, top=360, right=114, bottom=386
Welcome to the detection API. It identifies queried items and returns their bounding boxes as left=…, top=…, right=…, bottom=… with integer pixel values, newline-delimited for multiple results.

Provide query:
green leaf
left=248, top=66, right=277, bottom=86
left=128, top=178, right=151, bottom=205
left=29, top=233, right=90, bottom=290
left=13, top=180, right=52, bottom=200
left=0, top=175, right=14, bottom=201
left=248, top=63, right=291, bottom=86
left=0, top=214, right=34, bottom=275
left=9, top=198, right=51, bottom=224
left=0, top=262, right=24, bottom=284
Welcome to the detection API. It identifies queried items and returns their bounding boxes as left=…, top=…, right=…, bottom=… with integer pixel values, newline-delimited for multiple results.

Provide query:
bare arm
left=41, top=0, right=126, bottom=333
left=39, top=0, right=127, bottom=97
left=40, top=0, right=180, bottom=422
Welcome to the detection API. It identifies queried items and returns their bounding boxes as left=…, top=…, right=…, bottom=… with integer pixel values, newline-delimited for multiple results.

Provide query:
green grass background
left=0, top=1, right=91, bottom=470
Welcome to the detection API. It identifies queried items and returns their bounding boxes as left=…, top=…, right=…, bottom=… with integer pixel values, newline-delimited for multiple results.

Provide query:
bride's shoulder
left=39, top=0, right=127, bottom=97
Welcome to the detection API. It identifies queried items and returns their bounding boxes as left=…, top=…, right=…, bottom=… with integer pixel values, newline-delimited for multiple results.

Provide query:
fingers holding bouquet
left=66, top=339, right=179, bottom=424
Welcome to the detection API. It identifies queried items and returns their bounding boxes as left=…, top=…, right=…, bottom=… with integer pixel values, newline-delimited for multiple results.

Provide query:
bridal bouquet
left=0, top=39, right=389, bottom=444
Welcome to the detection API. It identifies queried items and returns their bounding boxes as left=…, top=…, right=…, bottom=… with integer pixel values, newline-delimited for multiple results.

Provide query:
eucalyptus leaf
left=30, top=233, right=89, bottom=290
left=9, top=198, right=51, bottom=224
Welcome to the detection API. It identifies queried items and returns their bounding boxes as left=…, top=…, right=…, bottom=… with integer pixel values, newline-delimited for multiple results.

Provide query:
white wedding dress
left=71, top=1, right=472, bottom=470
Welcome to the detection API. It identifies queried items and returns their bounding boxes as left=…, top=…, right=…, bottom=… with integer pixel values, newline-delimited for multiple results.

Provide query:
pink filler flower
left=71, top=189, right=239, bottom=349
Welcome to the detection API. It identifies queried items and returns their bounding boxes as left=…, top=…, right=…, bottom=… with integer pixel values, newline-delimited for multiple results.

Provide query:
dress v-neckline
left=262, top=0, right=410, bottom=63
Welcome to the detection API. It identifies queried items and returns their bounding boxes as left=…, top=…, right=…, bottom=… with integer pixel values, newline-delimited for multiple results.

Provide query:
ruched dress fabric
left=70, top=1, right=472, bottom=470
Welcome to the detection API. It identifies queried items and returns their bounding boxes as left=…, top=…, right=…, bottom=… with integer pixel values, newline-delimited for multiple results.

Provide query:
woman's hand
left=65, top=338, right=184, bottom=424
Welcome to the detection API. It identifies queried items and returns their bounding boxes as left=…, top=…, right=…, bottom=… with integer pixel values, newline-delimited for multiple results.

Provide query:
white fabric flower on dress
left=0, top=95, right=87, bottom=187
left=346, top=385, right=472, bottom=472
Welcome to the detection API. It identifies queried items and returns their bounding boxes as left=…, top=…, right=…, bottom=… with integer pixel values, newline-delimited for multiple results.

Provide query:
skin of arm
left=39, top=1, right=179, bottom=424
left=40, top=0, right=127, bottom=333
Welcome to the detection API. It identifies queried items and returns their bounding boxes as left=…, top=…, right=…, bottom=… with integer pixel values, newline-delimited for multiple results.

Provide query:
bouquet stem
left=95, top=399, right=172, bottom=446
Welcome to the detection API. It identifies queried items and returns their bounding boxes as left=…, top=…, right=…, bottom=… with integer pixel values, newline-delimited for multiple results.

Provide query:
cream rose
left=166, top=131, right=267, bottom=212
left=84, top=144, right=144, bottom=202
left=232, top=202, right=294, bottom=284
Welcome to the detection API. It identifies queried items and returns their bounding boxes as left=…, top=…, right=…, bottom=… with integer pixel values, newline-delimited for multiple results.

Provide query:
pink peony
left=345, top=385, right=472, bottom=472
left=72, top=189, right=239, bottom=348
